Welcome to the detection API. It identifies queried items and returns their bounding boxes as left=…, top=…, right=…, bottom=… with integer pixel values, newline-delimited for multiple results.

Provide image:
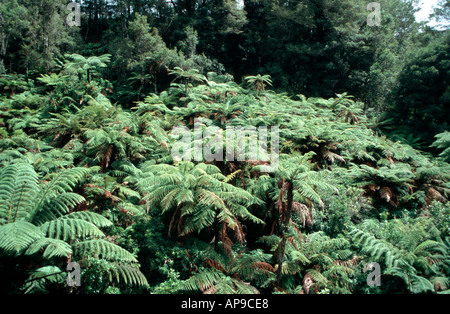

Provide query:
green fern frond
left=413, top=240, right=446, bottom=256
left=333, top=249, right=354, bottom=261
left=410, top=274, right=434, bottom=294
left=74, top=239, right=138, bottom=263
left=61, top=211, right=113, bottom=228
left=180, top=268, right=223, bottom=292
left=40, top=218, right=105, bottom=241
left=0, top=149, right=23, bottom=163
left=0, top=163, right=39, bottom=223
left=32, top=193, right=86, bottom=224
left=214, top=277, right=259, bottom=294
left=309, top=252, right=335, bottom=266
left=349, top=227, right=402, bottom=267
left=306, top=269, right=328, bottom=285
left=280, top=260, right=302, bottom=275
left=43, top=167, right=92, bottom=194
left=115, top=184, right=141, bottom=199
left=288, top=250, right=310, bottom=265
left=431, top=131, right=450, bottom=162
left=107, top=263, right=148, bottom=287
left=25, top=237, right=72, bottom=258
left=22, top=266, right=64, bottom=294
left=181, top=206, right=216, bottom=236
left=257, top=235, right=281, bottom=251
left=0, top=221, right=43, bottom=254
left=117, top=202, right=146, bottom=216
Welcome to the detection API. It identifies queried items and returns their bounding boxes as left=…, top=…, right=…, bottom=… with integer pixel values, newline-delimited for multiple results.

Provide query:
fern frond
left=257, top=235, right=281, bottom=251
left=413, top=240, right=446, bottom=256
left=40, top=218, right=105, bottom=241
left=0, top=163, right=39, bottom=223
left=280, top=260, right=302, bottom=275
left=32, top=193, right=86, bottom=224
left=214, top=277, right=259, bottom=294
left=181, top=269, right=223, bottom=292
left=42, top=167, right=92, bottom=195
left=197, top=189, right=227, bottom=209
left=181, top=206, right=216, bottom=236
left=107, top=263, right=148, bottom=287
left=74, top=239, right=138, bottom=263
left=22, top=266, right=64, bottom=294
left=0, top=149, right=23, bottom=163
left=61, top=211, right=113, bottom=228
left=224, top=170, right=242, bottom=183
left=410, top=274, right=434, bottom=294
left=0, top=221, right=43, bottom=254
left=25, top=237, right=72, bottom=258
left=306, top=269, right=328, bottom=285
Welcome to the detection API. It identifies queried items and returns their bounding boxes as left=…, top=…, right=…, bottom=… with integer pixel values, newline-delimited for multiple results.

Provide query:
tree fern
left=0, top=162, right=147, bottom=290
left=138, top=161, right=263, bottom=251
left=180, top=247, right=272, bottom=294
left=258, top=230, right=355, bottom=293
left=349, top=218, right=449, bottom=293
left=349, top=227, right=403, bottom=268
left=431, top=131, right=450, bottom=163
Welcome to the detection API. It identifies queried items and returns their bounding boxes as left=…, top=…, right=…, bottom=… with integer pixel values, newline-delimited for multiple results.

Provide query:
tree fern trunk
left=275, top=179, right=293, bottom=288
left=214, top=215, right=221, bottom=252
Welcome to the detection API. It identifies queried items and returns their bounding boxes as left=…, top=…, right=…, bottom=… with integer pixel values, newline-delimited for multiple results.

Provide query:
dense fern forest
left=0, top=0, right=449, bottom=295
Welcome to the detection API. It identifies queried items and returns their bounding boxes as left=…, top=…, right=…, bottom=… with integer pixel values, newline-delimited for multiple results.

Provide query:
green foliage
left=1, top=72, right=449, bottom=293
left=388, top=33, right=450, bottom=148
left=349, top=218, right=447, bottom=294
left=431, top=131, right=450, bottom=162
left=138, top=161, right=263, bottom=255
left=179, top=247, right=271, bottom=294
left=1, top=0, right=449, bottom=294
left=244, top=74, right=272, bottom=95
left=0, top=162, right=147, bottom=293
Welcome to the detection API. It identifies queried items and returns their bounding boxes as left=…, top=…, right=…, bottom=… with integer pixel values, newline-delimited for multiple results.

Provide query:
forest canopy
left=0, top=0, right=449, bottom=295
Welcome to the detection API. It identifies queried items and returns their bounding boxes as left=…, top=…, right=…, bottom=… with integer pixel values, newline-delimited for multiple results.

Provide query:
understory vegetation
left=1, top=63, right=449, bottom=294
left=0, top=0, right=449, bottom=294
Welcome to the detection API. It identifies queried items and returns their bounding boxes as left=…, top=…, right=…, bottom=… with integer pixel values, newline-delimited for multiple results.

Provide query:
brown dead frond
left=292, top=202, right=314, bottom=228
left=379, top=186, right=398, bottom=207
left=233, top=217, right=246, bottom=245
left=253, top=262, right=274, bottom=274
left=287, top=236, right=299, bottom=250
left=334, top=255, right=362, bottom=268
left=220, top=224, right=233, bottom=257
left=99, top=144, right=114, bottom=172
left=204, top=258, right=225, bottom=272
left=427, top=187, right=446, bottom=203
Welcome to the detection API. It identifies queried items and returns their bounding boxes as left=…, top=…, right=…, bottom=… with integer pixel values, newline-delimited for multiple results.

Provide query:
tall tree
left=0, top=0, right=29, bottom=72
left=19, top=0, right=78, bottom=73
left=108, top=13, right=178, bottom=102
left=391, top=32, right=450, bottom=148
